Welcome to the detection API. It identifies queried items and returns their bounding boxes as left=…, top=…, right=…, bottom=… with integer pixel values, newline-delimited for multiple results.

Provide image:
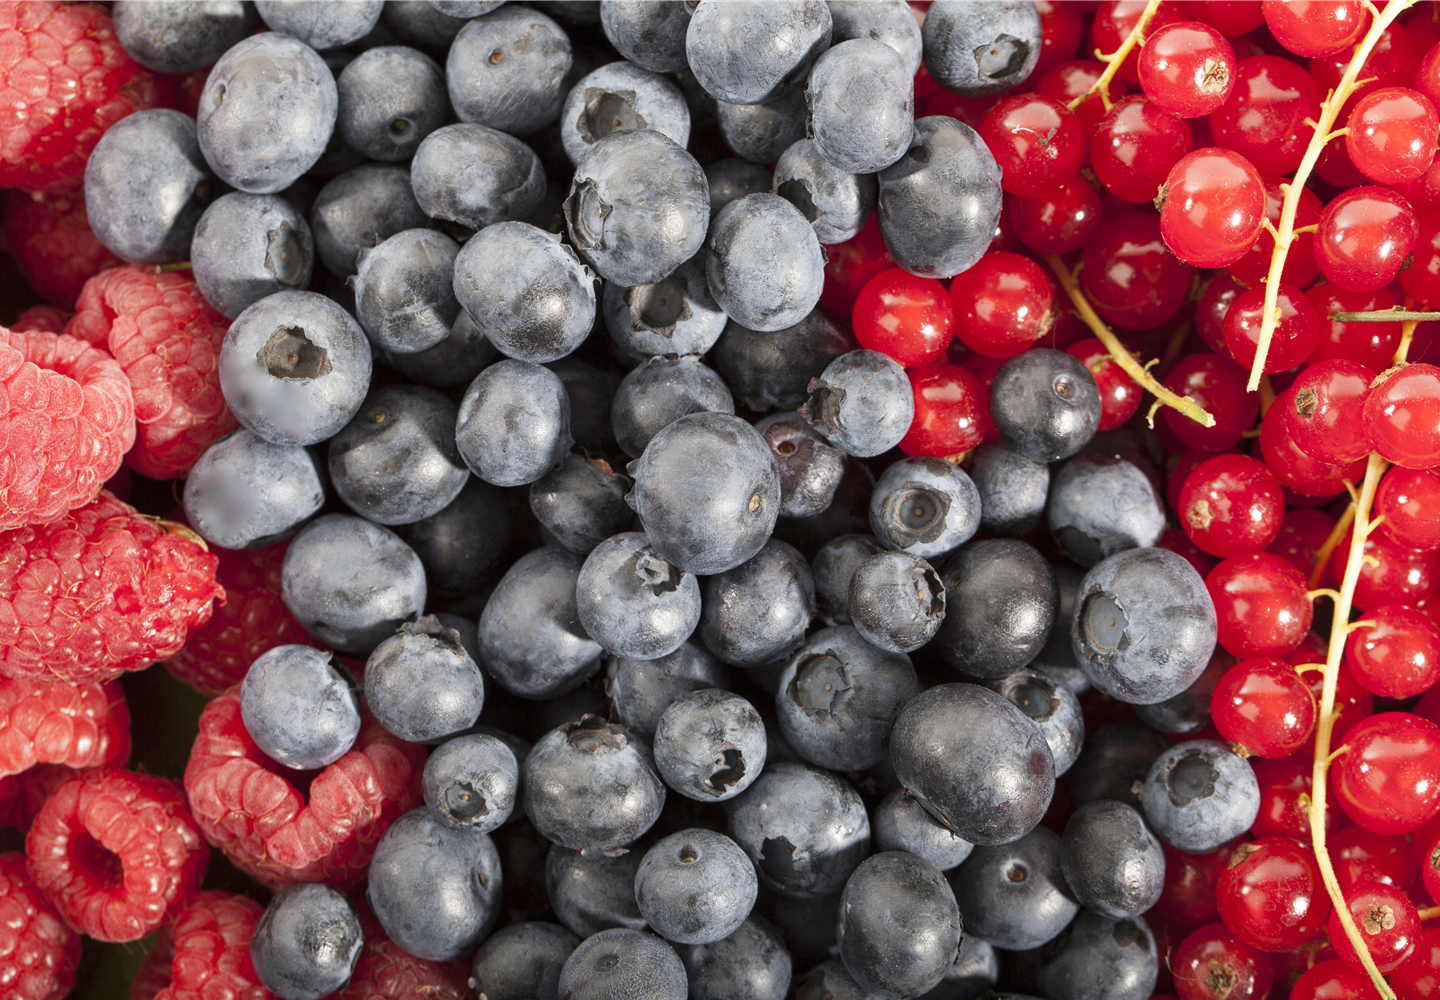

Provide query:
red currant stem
left=1069, top=0, right=1163, bottom=113
left=1306, top=589, right=1342, bottom=603
left=1259, top=373, right=1275, bottom=415
left=1421, top=905, right=1440, bottom=921
left=1397, top=314, right=1420, bottom=361
left=1293, top=661, right=1329, bottom=674
left=1292, top=225, right=1318, bottom=236
left=1308, top=451, right=1396, bottom=1000
left=1330, top=309, right=1440, bottom=322
left=155, top=261, right=193, bottom=273
left=1043, top=254, right=1217, bottom=427
left=1310, top=502, right=1357, bottom=589
left=1246, top=0, right=1417, bottom=393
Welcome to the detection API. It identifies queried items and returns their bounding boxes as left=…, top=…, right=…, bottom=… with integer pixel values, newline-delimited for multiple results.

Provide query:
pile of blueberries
left=92, top=1, right=1269, bottom=999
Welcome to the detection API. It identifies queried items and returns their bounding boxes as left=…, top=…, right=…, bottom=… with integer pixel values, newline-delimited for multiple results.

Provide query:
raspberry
left=3, top=188, right=120, bottom=309
left=0, top=851, right=81, bottom=1000
left=0, top=675, right=130, bottom=776
left=184, top=682, right=425, bottom=892
left=11, top=305, right=67, bottom=334
left=65, top=265, right=236, bottom=479
left=0, top=490, right=223, bottom=684
left=25, top=767, right=209, bottom=942
left=127, top=915, right=176, bottom=1000
left=166, top=542, right=316, bottom=697
left=339, top=928, right=471, bottom=1000
left=0, top=325, right=136, bottom=530
left=152, top=890, right=269, bottom=1000
left=0, top=1, right=171, bottom=194
left=0, top=763, right=79, bottom=831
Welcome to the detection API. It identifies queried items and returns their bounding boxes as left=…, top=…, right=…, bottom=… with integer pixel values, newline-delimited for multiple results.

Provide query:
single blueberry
left=365, top=615, right=486, bottom=743
left=576, top=531, right=702, bottom=661
left=652, top=687, right=766, bottom=802
left=240, top=645, right=361, bottom=770
left=969, top=441, right=1050, bottom=538
left=531, top=454, right=633, bottom=556
left=456, top=359, right=573, bottom=487
left=673, top=915, right=793, bottom=1000
left=1035, top=911, right=1158, bottom=1000
left=948, top=826, right=1078, bottom=952
left=717, top=90, right=810, bottom=165
left=602, top=252, right=728, bottom=363
left=1141, top=740, right=1260, bottom=853
left=385, top=309, right=499, bottom=389
left=183, top=429, right=325, bottom=550
left=385, top=0, right=471, bottom=47
left=848, top=550, right=946, bottom=654
left=706, top=158, right=773, bottom=219
left=873, top=789, right=974, bottom=872
left=600, top=1, right=691, bottom=73
left=933, top=539, right=1057, bottom=678
left=557, top=929, right=687, bottom=1000
left=811, top=534, right=884, bottom=627
left=868, top=456, right=981, bottom=560
left=560, top=61, right=690, bottom=167
left=706, top=193, right=825, bottom=333
left=410, top=124, right=547, bottom=235
left=700, top=540, right=816, bottom=668
left=984, top=669, right=1085, bottom=777
left=612, top=355, right=735, bottom=459
left=447, top=6, right=572, bottom=136
left=828, top=0, right=924, bottom=76
left=255, top=0, right=383, bottom=49
left=251, top=883, right=363, bottom=1000
left=1059, top=800, right=1165, bottom=920
left=310, top=163, right=428, bottom=277
left=352, top=228, right=460, bottom=355
left=336, top=46, right=447, bottom=162
left=756, top=412, right=847, bottom=519
left=802, top=350, right=914, bottom=458
left=772, top=139, right=877, bottom=245
left=685, top=0, right=831, bottom=105
left=1046, top=455, right=1166, bottom=568
left=808, top=39, right=914, bottom=175
left=471, top=922, right=582, bottom=1000
left=635, top=829, right=758, bottom=945
left=606, top=642, right=728, bottom=742
left=480, top=546, right=603, bottom=699
left=545, top=845, right=647, bottom=939
left=837, top=852, right=962, bottom=999
left=990, top=349, right=1102, bottom=464
left=712, top=307, right=853, bottom=413
left=423, top=732, right=519, bottom=832
left=191, top=192, right=314, bottom=319
left=398, top=477, right=510, bottom=597
left=922, top=0, right=1041, bottom=96
left=113, top=0, right=260, bottom=74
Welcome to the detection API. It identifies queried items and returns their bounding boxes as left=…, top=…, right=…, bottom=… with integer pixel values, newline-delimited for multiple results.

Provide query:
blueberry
left=652, top=687, right=766, bottom=802
left=472, top=922, right=582, bottom=1000
left=576, top=531, right=702, bottom=660
left=602, top=253, right=728, bottom=363
left=674, top=914, right=793, bottom=1000
left=255, top=0, right=383, bottom=49
left=873, top=789, right=974, bottom=873
left=240, top=645, right=361, bottom=770
left=453, top=222, right=596, bottom=363
left=706, top=193, right=825, bottom=333
left=868, top=457, right=980, bottom=559
left=1059, top=800, right=1164, bottom=920
left=191, top=192, right=314, bottom=319
left=183, top=429, right=325, bottom=550
left=531, top=455, right=633, bottom=555
left=877, top=117, right=1001, bottom=279
left=635, top=829, right=758, bottom=945
left=311, top=163, right=428, bottom=277
left=947, top=826, right=1077, bottom=952
left=990, top=349, right=1102, bottom=463
left=385, top=0, right=471, bottom=47
left=558, top=929, right=687, bottom=1000
left=565, top=130, right=709, bottom=287
left=432, top=0, right=505, bottom=15
left=922, top=0, right=1041, bottom=96
left=546, top=845, right=648, bottom=938
left=479, top=546, right=603, bottom=699
left=728, top=761, right=870, bottom=898
left=336, top=46, right=447, bottom=162
left=1068, top=720, right=1173, bottom=811
left=364, top=614, right=486, bottom=743
left=699, top=540, right=815, bottom=667
left=1034, top=911, right=1158, bottom=1000
left=281, top=513, right=426, bottom=655
left=772, top=139, right=877, bottom=245
left=921, top=939, right=999, bottom=1000
left=1033, top=563, right=1088, bottom=688
left=1046, top=455, right=1166, bottom=568
left=1132, top=651, right=1233, bottom=735
left=606, top=642, right=728, bottom=741
left=812, top=534, right=884, bottom=626
left=808, top=39, right=914, bottom=175
left=600, top=1, right=691, bottom=73
left=686, top=0, right=831, bottom=105
left=933, top=539, right=1057, bottom=678
left=612, top=356, right=735, bottom=459
left=251, top=882, right=363, bottom=1000
left=422, top=732, right=519, bottom=831
left=367, top=807, right=502, bottom=961
left=84, top=109, right=212, bottom=265
left=351, top=229, right=459, bottom=355
left=1141, top=740, right=1260, bottom=853
left=777, top=626, right=920, bottom=771
left=198, top=32, right=337, bottom=194
left=1071, top=547, right=1217, bottom=704
left=969, top=441, right=1050, bottom=538
left=113, top=0, right=259, bottom=74
left=801, top=350, right=911, bottom=457
left=524, top=715, right=666, bottom=852
left=549, top=357, right=623, bottom=453
left=706, top=158, right=773, bottom=220
left=796, top=959, right=887, bottom=1000
left=626, top=412, right=780, bottom=576
left=447, top=6, right=572, bottom=136
left=410, top=125, right=549, bottom=238
left=890, top=683, right=1054, bottom=846
left=220, top=289, right=372, bottom=446
left=756, top=412, right=847, bottom=519
left=560, top=61, right=690, bottom=167
left=838, top=852, right=962, bottom=999
left=848, top=551, right=946, bottom=654
left=386, top=309, right=499, bottom=389
left=828, top=0, right=923, bottom=76
left=398, top=477, right=510, bottom=597
left=456, top=359, right=572, bottom=487
left=984, top=669, right=1085, bottom=777
left=329, top=385, right=469, bottom=526
left=712, top=307, right=853, bottom=413
left=717, top=90, right=810, bottom=166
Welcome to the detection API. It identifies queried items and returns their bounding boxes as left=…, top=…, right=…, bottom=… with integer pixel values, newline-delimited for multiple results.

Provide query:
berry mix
left=9, top=0, right=1440, bottom=998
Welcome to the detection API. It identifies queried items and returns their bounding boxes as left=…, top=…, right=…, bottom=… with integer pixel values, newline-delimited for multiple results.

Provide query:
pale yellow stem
left=1068, top=0, right=1163, bottom=114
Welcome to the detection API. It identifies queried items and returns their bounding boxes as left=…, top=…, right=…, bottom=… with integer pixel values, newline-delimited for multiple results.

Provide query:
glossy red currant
left=1334, top=711, right=1440, bottom=836
left=1375, top=466, right=1440, bottom=550
left=1329, top=880, right=1420, bottom=974
left=1185, top=1, right=1265, bottom=35
left=1032, top=0, right=1085, bottom=80
left=1091, top=96, right=1193, bottom=203
left=1091, top=0, right=1189, bottom=84
left=1196, top=274, right=1247, bottom=355
left=1364, top=362, right=1440, bottom=469
left=981, top=93, right=1085, bottom=199
left=1160, top=527, right=1219, bottom=579
left=898, top=362, right=991, bottom=458
left=1222, top=282, right=1320, bottom=374
left=1171, top=923, right=1274, bottom=1000
left=1346, top=86, right=1440, bottom=184
left=947, top=252, right=1055, bottom=359
left=1346, top=603, right=1440, bottom=699
left=1315, top=185, right=1420, bottom=294
left=1180, top=454, right=1284, bottom=558
left=1139, top=21, right=1237, bottom=120
left=1390, top=927, right=1440, bottom=1000
left=1158, top=148, right=1266, bottom=269
left=1306, top=284, right=1404, bottom=369
left=1295, top=649, right=1377, bottom=744
left=1330, top=825, right=1418, bottom=895
left=1263, top=0, right=1368, bottom=58
left=1224, top=179, right=1322, bottom=289
left=1008, top=175, right=1103, bottom=255
left=1038, top=60, right=1137, bottom=149
left=1334, top=526, right=1440, bottom=612
left=852, top=269, right=956, bottom=367
left=1400, top=210, right=1440, bottom=307
left=1284, top=359, right=1376, bottom=466
left=1208, top=55, right=1322, bottom=177
left=1211, top=657, right=1316, bottom=757
left=820, top=214, right=894, bottom=314
left=1315, top=22, right=1422, bottom=116
left=1215, top=836, right=1330, bottom=951
left=1266, top=508, right=1338, bottom=584
left=1260, top=386, right=1368, bottom=497
left=1250, top=752, right=1342, bottom=839
left=1159, top=353, right=1260, bottom=453
left=1065, top=337, right=1142, bottom=432
left=1290, top=959, right=1385, bottom=1000
left=1155, top=838, right=1241, bottom=928
left=1207, top=553, right=1314, bottom=659
left=1078, top=212, right=1195, bottom=333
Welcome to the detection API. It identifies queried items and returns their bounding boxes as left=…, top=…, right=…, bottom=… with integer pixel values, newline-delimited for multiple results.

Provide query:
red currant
left=1211, top=657, right=1317, bottom=757
left=1375, top=466, right=1440, bottom=550
left=820, top=214, right=894, bottom=313
left=1295, top=650, right=1377, bottom=744
left=1317, top=134, right=1372, bottom=187
left=1207, top=552, right=1314, bottom=659
left=1139, top=21, right=1238, bottom=119
left=852, top=268, right=956, bottom=367
left=1346, top=87, right=1440, bottom=185
left=1159, top=148, right=1266, bottom=269
left=1346, top=603, right=1440, bottom=699
left=1155, top=837, right=1243, bottom=927
left=1391, top=927, right=1440, bottom=1000
left=1225, top=178, right=1322, bottom=289
left=1290, top=959, right=1385, bottom=1000
left=1091, top=0, right=1189, bottom=85
left=1079, top=213, right=1195, bottom=333
left=947, top=252, right=1056, bottom=359
left=1251, top=752, right=1342, bottom=839
left=1329, top=879, right=1420, bottom=974
left=1184, top=1, right=1265, bottom=35
left=1180, top=453, right=1284, bottom=558
left=1066, top=337, right=1142, bottom=431
left=1222, top=282, right=1320, bottom=373
left=1333, top=526, right=1440, bottom=611
left=1008, top=175, right=1103, bottom=256
left=1172, top=923, right=1274, bottom=1000
left=1364, top=362, right=1440, bottom=469
left=1091, top=96, right=1194, bottom=203
left=1196, top=273, right=1247, bottom=355
left=1315, top=185, right=1420, bottom=294
left=1263, top=0, right=1368, bottom=58
left=1307, top=285, right=1404, bottom=370
left=1267, top=508, right=1338, bottom=584
left=1209, top=55, right=1322, bottom=177
left=1315, top=22, right=1422, bottom=117
left=1032, top=0, right=1085, bottom=80
left=1216, top=836, right=1330, bottom=951
left=1260, top=386, right=1368, bottom=497
left=980, top=93, right=1084, bottom=199
left=1334, top=712, right=1440, bottom=836
left=1284, top=359, right=1376, bottom=465
left=1159, top=352, right=1260, bottom=453
left=1331, top=825, right=1419, bottom=895
left=1400, top=210, right=1440, bottom=307
left=1160, top=526, right=1220, bottom=579
left=898, top=362, right=991, bottom=458
left=1037, top=60, right=1137, bottom=151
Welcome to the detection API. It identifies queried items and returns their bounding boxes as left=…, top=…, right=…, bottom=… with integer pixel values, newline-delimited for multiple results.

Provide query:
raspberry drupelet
left=0, top=850, right=80, bottom=1000
left=0, top=675, right=130, bottom=776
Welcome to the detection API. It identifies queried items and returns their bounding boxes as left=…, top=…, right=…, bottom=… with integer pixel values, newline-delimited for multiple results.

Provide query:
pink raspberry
left=0, top=675, right=130, bottom=776
left=0, top=850, right=81, bottom=1000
